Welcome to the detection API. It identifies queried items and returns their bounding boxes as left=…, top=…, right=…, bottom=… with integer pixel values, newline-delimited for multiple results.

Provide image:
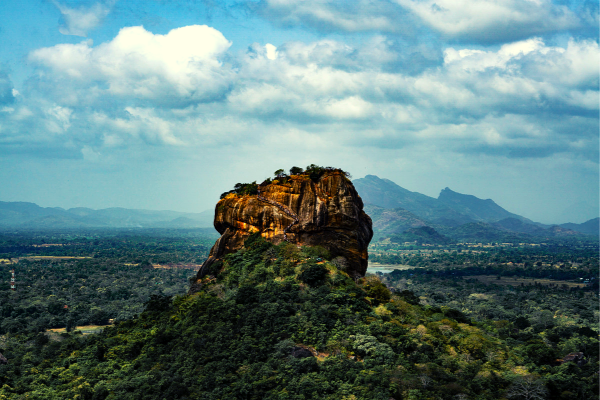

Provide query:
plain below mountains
left=354, top=175, right=598, bottom=242
left=0, top=202, right=214, bottom=229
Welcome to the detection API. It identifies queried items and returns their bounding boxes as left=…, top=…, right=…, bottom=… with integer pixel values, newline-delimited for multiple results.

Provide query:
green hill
left=1, top=236, right=596, bottom=399
left=560, top=217, right=599, bottom=236
left=389, top=226, right=451, bottom=245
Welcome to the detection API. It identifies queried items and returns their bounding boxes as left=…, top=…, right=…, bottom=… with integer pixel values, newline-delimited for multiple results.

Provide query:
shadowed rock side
left=195, top=171, right=373, bottom=281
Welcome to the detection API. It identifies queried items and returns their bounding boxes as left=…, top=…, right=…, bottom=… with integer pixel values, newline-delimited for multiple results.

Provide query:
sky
left=0, top=0, right=598, bottom=224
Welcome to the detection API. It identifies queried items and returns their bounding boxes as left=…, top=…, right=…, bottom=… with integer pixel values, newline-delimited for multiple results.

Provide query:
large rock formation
left=196, top=170, right=373, bottom=280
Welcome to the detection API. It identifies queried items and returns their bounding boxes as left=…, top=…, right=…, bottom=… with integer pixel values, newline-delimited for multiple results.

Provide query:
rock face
left=196, top=171, right=373, bottom=279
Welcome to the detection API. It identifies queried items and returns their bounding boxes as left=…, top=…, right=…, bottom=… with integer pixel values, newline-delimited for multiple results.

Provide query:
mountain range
left=0, top=201, right=214, bottom=229
left=353, top=175, right=598, bottom=241
left=0, top=175, right=597, bottom=240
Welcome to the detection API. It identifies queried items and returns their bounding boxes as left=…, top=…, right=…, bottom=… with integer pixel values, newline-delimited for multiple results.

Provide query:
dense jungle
left=0, top=228, right=597, bottom=399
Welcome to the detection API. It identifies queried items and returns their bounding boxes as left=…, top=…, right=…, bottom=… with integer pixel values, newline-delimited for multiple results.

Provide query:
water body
left=366, top=264, right=419, bottom=274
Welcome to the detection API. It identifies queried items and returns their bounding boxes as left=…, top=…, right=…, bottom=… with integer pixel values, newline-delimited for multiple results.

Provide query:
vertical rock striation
left=196, top=170, right=373, bottom=280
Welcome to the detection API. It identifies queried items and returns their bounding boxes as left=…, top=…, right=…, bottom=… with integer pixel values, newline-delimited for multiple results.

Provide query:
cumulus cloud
left=239, top=37, right=598, bottom=113
left=54, top=0, right=115, bottom=37
left=251, top=0, right=593, bottom=43
left=396, top=0, right=580, bottom=42
left=441, top=38, right=599, bottom=111
left=5, top=25, right=597, bottom=168
left=252, top=0, right=415, bottom=34
left=228, top=37, right=598, bottom=159
left=29, top=25, right=233, bottom=107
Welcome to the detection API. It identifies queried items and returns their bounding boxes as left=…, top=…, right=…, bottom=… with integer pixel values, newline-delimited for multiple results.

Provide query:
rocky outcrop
left=196, top=170, right=373, bottom=280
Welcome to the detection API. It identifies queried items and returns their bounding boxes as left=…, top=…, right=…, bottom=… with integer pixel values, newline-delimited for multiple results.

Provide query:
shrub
left=302, top=245, right=331, bottom=260
left=362, top=276, right=391, bottom=305
left=299, top=263, right=329, bottom=286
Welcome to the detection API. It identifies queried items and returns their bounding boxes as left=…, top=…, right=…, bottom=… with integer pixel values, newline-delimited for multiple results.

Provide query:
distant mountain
left=560, top=218, right=599, bottom=236
left=0, top=202, right=76, bottom=226
left=363, top=204, right=428, bottom=239
left=492, top=218, right=548, bottom=235
left=354, top=175, right=543, bottom=226
left=390, top=226, right=451, bottom=245
left=438, top=188, right=537, bottom=224
left=0, top=201, right=214, bottom=229
left=354, top=175, right=473, bottom=226
left=355, top=175, right=597, bottom=241
left=546, top=225, right=581, bottom=237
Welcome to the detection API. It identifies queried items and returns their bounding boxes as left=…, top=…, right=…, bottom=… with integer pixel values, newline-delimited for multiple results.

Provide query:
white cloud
left=54, top=0, right=115, bottom=37
left=7, top=26, right=596, bottom=168
left=256, top=0, right=405, bottom=33
left=396, top=0, right=580, bottom=42
left=234, top=36, right=597, bottom=154
left=254, top=0, right=591, bottom=43
left=304, top=96, right=375, bottom=120
left=443, top=38, right=545, bottom=71
left=124, top=107, right=184, bottom=146
left=441, top=38, right=600, bottom=110
left=44, top=105, right=73, bottom=134
left=265, top=43, right=278, bottom=60
left=29, top=25, right=233, bottom=106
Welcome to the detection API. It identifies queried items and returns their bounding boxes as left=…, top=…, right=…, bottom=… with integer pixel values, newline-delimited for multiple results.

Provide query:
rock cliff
left=196, top=170, right=373, bottom=280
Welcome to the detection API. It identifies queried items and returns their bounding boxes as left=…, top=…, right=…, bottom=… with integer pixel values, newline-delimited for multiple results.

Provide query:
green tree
left=289, top=166, right=304, bottom=175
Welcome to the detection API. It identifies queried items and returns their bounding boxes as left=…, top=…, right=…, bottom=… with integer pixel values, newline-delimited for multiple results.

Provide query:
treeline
left=0, top=258, right=194, bottom=333
left=0, top=228, right=217, bottom=263
left=220, top=164, right=351, bottom=199
left=386, top=265, right=597, bottom=286
left=370, top=245, right=598, bottom=278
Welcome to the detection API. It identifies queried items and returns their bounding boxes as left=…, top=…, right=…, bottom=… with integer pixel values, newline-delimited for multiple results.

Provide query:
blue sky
left=0, top=0, right=598, bottom=224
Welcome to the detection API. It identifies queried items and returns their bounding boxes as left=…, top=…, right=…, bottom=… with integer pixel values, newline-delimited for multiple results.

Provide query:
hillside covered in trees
left=0, top=235, right=597, bottom=399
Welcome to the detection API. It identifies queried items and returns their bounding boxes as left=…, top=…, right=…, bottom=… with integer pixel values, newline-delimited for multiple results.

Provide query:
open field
left=463, top=275, right=588, bottom=288
left=153, top=263, right=201, bottom=270
left=48, top=324, right=112, bottom=335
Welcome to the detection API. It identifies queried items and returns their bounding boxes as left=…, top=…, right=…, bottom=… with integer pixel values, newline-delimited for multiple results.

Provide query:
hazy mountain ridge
left=0, top=201, right=214, bottom=229
left=353, top=175, right=598, bottom=239
left=438, top=187, right=538, bottom=225
left=353, top=175, right=474, bottom=226
left=1, top=177, right=597, bottom=239
left=559, top=218, right=599, bottom=236
left=363, top=204, right=428, bottom=239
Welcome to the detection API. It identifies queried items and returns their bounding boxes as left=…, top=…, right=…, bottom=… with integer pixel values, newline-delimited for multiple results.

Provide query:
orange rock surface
left=197, top=170, right=373, bottom=278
